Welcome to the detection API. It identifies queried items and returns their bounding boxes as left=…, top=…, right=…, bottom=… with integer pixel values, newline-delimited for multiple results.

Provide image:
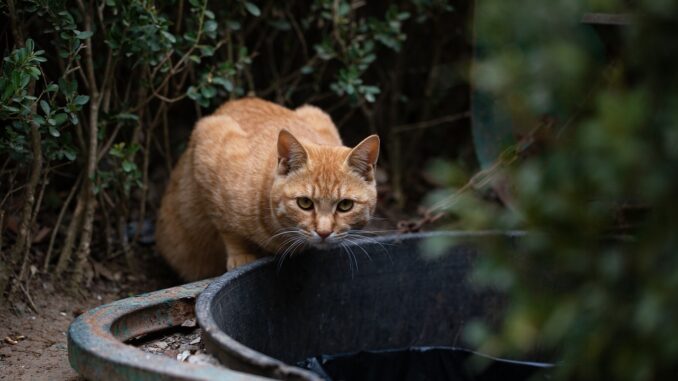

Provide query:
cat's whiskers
left=343, top=237, right=373, bottom=262
left=339, top=241, right=360, bottom=277
left=342, top=231, right=393, bottom=263
left=275, top=233, right=304, bottom=255
left=273, top=228, right=310, bottom=263
left=338, top=242, right=354, bottom=278
left=275, top=234, right=307, bottom=272
left=262, top=228, right=303, bottom=248
left=275, top=236, right=299, bottom=256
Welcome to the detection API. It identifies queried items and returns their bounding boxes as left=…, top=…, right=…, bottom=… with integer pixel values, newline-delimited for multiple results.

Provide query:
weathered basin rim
left=68, top=279, right=273, bottom=381
left=196, top=230, right=525, bottom=381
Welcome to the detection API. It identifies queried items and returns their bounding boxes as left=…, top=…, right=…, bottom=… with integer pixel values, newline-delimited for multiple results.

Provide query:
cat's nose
left=316, top=230, right=332, bottom=240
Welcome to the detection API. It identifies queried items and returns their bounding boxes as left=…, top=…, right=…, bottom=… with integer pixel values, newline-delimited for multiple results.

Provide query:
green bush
left=427, top=1, right=678, bottom=379
left=1, top=0, right=468, bottom=296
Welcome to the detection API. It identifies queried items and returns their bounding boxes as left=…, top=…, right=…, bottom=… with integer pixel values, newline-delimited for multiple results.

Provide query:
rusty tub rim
left=195, top=231, right=525, bottom=381
left=68, top=279, right=274, bottom=381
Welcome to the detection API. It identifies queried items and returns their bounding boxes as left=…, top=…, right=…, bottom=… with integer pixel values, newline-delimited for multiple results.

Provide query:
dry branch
left=70, top=0, right=102, bottom=287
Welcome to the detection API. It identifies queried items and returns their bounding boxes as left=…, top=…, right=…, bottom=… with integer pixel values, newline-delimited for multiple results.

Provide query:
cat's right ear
left=277, top=129, right=308, bottom=175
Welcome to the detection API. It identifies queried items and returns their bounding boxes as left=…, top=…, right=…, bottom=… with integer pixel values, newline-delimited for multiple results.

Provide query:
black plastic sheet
left=298, top=347, right=552, bottom=381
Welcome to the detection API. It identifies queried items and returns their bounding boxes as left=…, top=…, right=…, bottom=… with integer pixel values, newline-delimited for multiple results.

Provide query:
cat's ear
left=277, top=129, right=308, bottom=175
left=346, top=135, right=380, bottom=181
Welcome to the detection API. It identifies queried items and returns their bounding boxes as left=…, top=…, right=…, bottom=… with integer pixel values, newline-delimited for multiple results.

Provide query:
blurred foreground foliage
left=427, top=0, right=678, bottom=380
left=1, top=0, right=470, bottom=300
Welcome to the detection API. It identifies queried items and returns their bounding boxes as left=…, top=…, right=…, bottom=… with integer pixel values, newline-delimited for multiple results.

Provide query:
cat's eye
left=297, top=197, right=314, bottom=210
left=337, top=199, right=354, bottom=212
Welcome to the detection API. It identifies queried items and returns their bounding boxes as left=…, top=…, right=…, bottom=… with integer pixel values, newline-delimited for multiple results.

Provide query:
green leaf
left=114, top=112, right=139, bottom=121
left=39, top=100, right=51, bottom=115
left=76, top=31, right=94, bottom=40
left=73, top=95, right=90, bottom=105
left=212, top=77, right=233, bottom=91
left=49, top=126, right=60, bottom=137
left=28, top=66, right=41, bottom=79
left=186, top=86, right=200, bottom=100
left=3, top=105, right=20, bottom=113
left=200, top=85, right=216, bottom=98
left=243, top=2, right=261, bottom=16
left=204, top=20, right=217, bottom=33
left=53, top=113, right=68, bottom=126
left=199, top=45, right=215, bottom=57
left=63, top=148, right=77, bottom=161
left=161, top=31, right=176, bottom=44
left=20, top=73, right=31, bottom=88
left=226, top=20, right=241, bottom=30
left=121, top=160, right=135, bottom=173
left=268, top=20, right=291, bottom=31
left=46, top=83, right=59, bottom=92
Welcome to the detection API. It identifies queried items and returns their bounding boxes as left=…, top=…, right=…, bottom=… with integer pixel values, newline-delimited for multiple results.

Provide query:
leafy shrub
left=427, top=1, right=678, bottom=379
left=1, top=0, right=468, bottom=295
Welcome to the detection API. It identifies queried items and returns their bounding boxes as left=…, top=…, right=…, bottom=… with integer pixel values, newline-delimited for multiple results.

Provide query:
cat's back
left=214, top=97, right=290, bottom=130
left=214, top=97, right=341, bottom=146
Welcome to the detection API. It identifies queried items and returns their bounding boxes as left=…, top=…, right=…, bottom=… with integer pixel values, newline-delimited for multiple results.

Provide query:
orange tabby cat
left=156, top=97, right=379, bottom=280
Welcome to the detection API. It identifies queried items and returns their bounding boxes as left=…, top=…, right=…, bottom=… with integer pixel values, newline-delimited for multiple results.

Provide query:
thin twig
left=0, top=210, right=4, bottom=257
left=133, top=0, right=208, bottom=111
left=161, top=105, right=173, bottom=174
left=391, top=112, right=471, bottom=134
left=44, top=174, right=81, bottom=272
left=18, top=283, right=39, bottom=313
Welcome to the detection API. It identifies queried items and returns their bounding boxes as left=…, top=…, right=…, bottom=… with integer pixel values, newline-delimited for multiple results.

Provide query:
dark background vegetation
left=0, top=0, right=471, bottom=293
left=3, top=0, right=678, bottom=380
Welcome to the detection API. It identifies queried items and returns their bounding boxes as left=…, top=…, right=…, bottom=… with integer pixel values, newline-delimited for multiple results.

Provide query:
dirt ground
left=0, top=209, right=406, bottom=381
left=0, top=251, right=181, bottom=381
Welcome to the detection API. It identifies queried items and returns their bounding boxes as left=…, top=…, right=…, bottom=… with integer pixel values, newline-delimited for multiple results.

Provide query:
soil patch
left=0, top=251, right=180, bottom=381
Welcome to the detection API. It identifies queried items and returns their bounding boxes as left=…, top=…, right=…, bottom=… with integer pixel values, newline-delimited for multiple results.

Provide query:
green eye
left=337, top=199, right=354, bottom=212
left=297, top=197, right=314, bottom=210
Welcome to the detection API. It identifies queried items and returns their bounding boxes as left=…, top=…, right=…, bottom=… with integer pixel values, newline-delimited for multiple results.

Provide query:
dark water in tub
left=298, top=347, right=553, bottom=381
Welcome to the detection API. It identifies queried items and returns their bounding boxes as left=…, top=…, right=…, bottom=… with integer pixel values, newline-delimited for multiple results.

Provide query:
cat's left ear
left=277, top=129, right=308, bottom=175
left=346, top=135, right=380, bottom=181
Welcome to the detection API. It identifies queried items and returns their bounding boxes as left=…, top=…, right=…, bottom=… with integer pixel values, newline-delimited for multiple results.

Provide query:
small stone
left=181, top=319, right=196, bottom=328
left=189, top=337, right=201, bottom=345
left=177, top=343, right=194, bottom=353
left=49, top=343, right=67, bottom=351
left=187, top=353, right=220, bottom=366
left=155, top=341, right=168, bottom=350
left=177, top=350, right=190, bottom=362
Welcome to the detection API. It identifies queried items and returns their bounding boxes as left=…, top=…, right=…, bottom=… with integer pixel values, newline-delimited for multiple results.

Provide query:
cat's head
left=270, top=129, right=379, bottom=249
